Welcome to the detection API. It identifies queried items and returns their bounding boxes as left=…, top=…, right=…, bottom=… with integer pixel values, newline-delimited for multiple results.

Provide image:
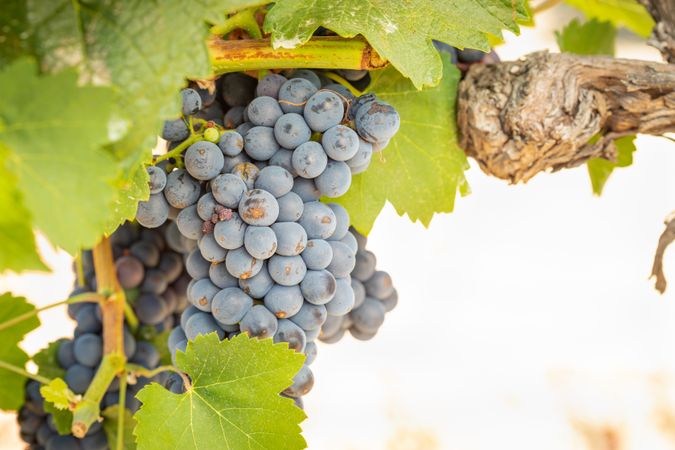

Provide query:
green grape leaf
left=134, top=333, right=307, bottom=450
left=0, top=0, right=30, bottom=67
left=0, top=58, right=117, bottom=254
left=333, top=54, right=469, bottom=234
left=587, top=136, right=637, bottom=195
left=555, top=18, right=616, bottom=55
left=33, top=339, right=67, bottom=380
left=0, top=144, right=46, bottom=272
left=265, top=0, right=529, bottom=88
left=0, top=293, right=40, bottom=410
left=40, top=378, right=77, bottom=410
left=103, top=405, right=137, bottom=450
left=44, top=400, right=73, bottom=435
left=563, top=0, right=654, bottom=37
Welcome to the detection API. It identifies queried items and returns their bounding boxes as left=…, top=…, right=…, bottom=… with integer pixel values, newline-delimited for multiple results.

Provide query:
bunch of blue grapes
left=134, top=69, right=400, bottom=401
left=319, top=228, right=397, bottom=343
left=17, top=224, right=191, bottom=450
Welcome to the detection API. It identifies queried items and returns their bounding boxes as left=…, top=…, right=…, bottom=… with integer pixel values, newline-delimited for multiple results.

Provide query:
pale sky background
left=2, top=4, right=675, bottom=450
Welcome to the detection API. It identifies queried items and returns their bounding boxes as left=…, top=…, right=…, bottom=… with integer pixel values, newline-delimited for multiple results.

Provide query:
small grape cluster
left=319, top=228, right=397, bottom=343
left=134, top=69, right=400, bottom=402
left=17, top=224, right=191, bottom=450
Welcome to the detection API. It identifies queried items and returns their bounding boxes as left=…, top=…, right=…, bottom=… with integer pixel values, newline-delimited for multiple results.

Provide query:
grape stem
left=155, top=133, right=200, bottom=164
left=126, top=363, right=192, bottom=390
left=0, top=292, right=102, bottom=333
left=123, top=302, right=139, bottom=333
left=210, top=7, right=262, bottom=39
left=0, top=360, right=51, bottom=385
left=116, top=374, right=127, bottom=450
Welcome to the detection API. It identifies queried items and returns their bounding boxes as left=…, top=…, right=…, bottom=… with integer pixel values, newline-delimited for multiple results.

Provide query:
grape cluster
left=134, top=69, right=400, bottom=401
left=319, top=228, right=397, bottom=343
left=17, top=224, right=191, bottom=450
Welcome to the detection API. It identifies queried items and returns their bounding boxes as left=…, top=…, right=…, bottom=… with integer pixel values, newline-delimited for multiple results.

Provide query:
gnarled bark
left=640, top=0, right=675, bottom=63
left=651, top=212, right=675, bottom=294
left=457, top=52, right=675, bottom=183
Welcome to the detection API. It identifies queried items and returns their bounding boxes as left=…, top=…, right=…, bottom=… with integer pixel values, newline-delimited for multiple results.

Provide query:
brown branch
left=651, top=212, right=675, bottom=294
left=457, top=52, right=675, bottom=183
left=640, top=0, right=675, bottom=63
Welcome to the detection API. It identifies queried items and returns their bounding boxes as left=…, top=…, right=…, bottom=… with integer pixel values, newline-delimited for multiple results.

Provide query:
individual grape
left=288, top=70, right=322, bottom=89
left=189, top=278, right=220, bottom=312
left=304, top=341, right=317, bottom=365
left=244, top=126, right=280, bottom=161
left=206, top=262, right=238, bottom=289
left=223, top=153, right=251, bottom=176
left=326, top=203, right=350, bottom=240
left=256, top=73, right=288, bottom=99
left=185, top=312, right=225, bottom=340
left=304, top=91, right=344, bottom=132
left=185, top=141, right=224, bottom=180
left=198, top=233, right=228, bottom=263
left=351, top=297, right=386, bottom=332
left=130, top=341, right=160, bottom=368
left=247, top=96, right=283, bottom=127
left=211, top=173, right=246, bottom=209
left=319, top=315, right=343, bottom=340
left=353, top=249, right=376, bottom=281
left=75, top=305, right=102, bottom=334
left=274, top=319, right=307, bottom=353
left=239, top=189, right=279, bottom=226
left=350, top=327, right=377, bottom=341
left=225, top=247, right=263, bottom=279
left=115, top=255, right=144, bottom=289
left=299, top=201, right=337, bottom=239
left=301, top=239, right=333, bottom=270
left=189, top=81, right=217, bottom=107
left=254, top=166, right=293, bottom=198
left=161, top=118, right=189, bottom=141
left=339, top=231, right=358, bottom=253
left=289, top=302, right=327, bottom=331
left=211, top=287, right=253, bottom=325
left=181, top=88, right=202, bottom=115
left=176, top=205, right=203, bottom=240
left=213, top=212, right=246, bottom=249
left=240, top=304, right=278, bottom=338
left=130, top=240, right=160, bottom=267
left=81, top=431, right=107, bottom=450
left=244, top=226, right=278, bottom=260
left=325, top=277, right=355, bottom=316
left=364, top=270, right=395, bottom=299
left=380, top=289, right=398, bottom=312
left=323, top=83, right=355, bottom=101
left=300, top=270, right=337, bottom=305
left=164, top=169, right=201, bottom=209
left=292, top=141, right=327, bottom=178
left=123, top=327, right=137, bottom=359
left=224, top=106, right=245, bottom=128
left=141, top=269, right=169, bottom=294
left=315, top=160, right=352, bottom=198
left=322, top=125, right=359, bottom=161
left=231, top=162, right=260, bottom=190
left=336, top=69, right=368, bottom=81
left=57, top=340, right=76, bottom=368
left=239, top=263, right=274, bottom=298
left=326, top=241, right=356, bottom=278
left=195, top=102, right=225, bottom=125
left=354, top=100, right=400, bottom=144
left=273, top=113, right=311, bottom=149
left=180, top=305, right=200, bottom=330
left=46, top=434, right=82, bottom=450
left=165, top=222, right=197, bottom=253
left=271, top=222, right=307, bottom=256
left=235, top=121, right=253, bottom=137
left=268, top=148, right=297, bottom=176
left=217, top=131, right=244, bottom=157
left=186, top=248, right=210, bottom=279
left=457, top=47, right=485, bottom=63
left=136, top=193, right=170, bottom=228
left=147, top=166, right=167, bottom=195
left=283, top=364, right=314, bottom=398
left=291, top=178, right=321, bottom=202
left=268, top=255, right=307, bottom=286
left=168, top=326, right=187, bottom=352
left=346, top=138, right=373, bottom=172
left=278, top=78, right=318, bottom=114
left=264, top=285, right=304, bottom=318
left=221, top=73, right=257, bottom=107
left=276, top=192, right=304, bottom=222
left=197, top=193, right=218, bottom=221
left=135, top=293, right=167, bottom=324
left=73, top=334, right=103, bottom=368
left=352, top=278, right=366, bottom=309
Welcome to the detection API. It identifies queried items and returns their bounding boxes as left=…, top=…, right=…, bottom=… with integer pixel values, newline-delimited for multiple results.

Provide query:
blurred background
left=2, top=3, right=675, bottom=449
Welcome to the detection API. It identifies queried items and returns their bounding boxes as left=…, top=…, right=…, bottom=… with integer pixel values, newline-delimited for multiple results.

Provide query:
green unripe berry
left=204, top=127, right=220, bottom=143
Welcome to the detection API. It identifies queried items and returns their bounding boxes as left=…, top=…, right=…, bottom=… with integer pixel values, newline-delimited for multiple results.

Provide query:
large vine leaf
left=334, top=54, right=469, bottom=234
left=0, top=58, right=117, bottom=254
left=33, top=339, right=67, bottom=380
left=26, top=0, right=261, bottom=232
left=563, top=0, right=654, bottom=37
left=0, top=293, right=40, bottom=410
left=134, top=333, right=307, bottom=450
left=0, top=0, right=30, bottom=67
left=265, top=0, right=529, bottom=88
